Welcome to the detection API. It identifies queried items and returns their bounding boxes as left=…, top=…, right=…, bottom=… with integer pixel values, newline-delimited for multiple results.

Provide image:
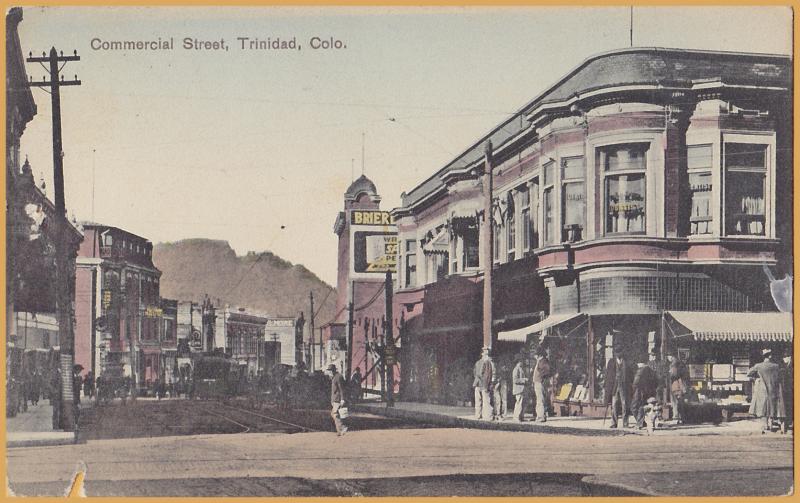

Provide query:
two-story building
left=391, top=47, right=792, bottom=412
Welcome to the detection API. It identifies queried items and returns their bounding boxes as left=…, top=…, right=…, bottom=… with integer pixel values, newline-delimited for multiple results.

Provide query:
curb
left=580, top=475, right=658, bottom=496
left=7, top=432, right=77, bottom=449
left=354, top=404, right=627, bottom=437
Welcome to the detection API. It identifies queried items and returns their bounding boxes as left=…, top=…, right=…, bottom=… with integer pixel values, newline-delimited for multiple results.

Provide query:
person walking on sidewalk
left=605, top=347, right=630, bottom=429
left=328, top=364, right=348, bottom=436
left=511, top=353, right=529, bottom=422
left=748, top=349, right=787, bottom=433
left=472, top=347, right=496, bottom=420
left=632, top=362, right=658, bottom=429
left=532, top=347, right=551, bottom=423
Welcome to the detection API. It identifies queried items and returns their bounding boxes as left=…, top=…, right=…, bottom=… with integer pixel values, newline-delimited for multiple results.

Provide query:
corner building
left=391, top=47, right=792, bottom=414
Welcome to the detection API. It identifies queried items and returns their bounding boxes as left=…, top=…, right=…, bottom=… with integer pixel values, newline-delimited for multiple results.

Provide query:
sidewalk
left=353, top=401, right=781, bottom=437
left=6, top=400, right=85, bottom=448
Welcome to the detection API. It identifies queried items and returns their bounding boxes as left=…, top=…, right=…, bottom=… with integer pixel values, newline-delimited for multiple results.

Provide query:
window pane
left=522, top=208, right=531, bottom=250
left=687, top=145, right=712, bottom=170
left=689, top=172, right=712, bottom=235
left=562, top=181, right=586, bottom=241
left=507, top=213, right=515, bottom=261
left=561, top=157, right=585, bottom=180
left=725, top=171, right=765, bottom=235
left=531, top=179, right=540, bottom=248
left=463, top=226, right=479, bottom=268
left=519, top=186, right=530, bottom=207
left=606, top=174, right=645, bottom=233
left=725, top=143, right=766, bottom=170
left=600, top=143, right=648, bottom=171
left=543, top=162, right=555, bottom=185
left=544, top=188, right=554, bottom=244
left=405, top=240, right=416, bottom=253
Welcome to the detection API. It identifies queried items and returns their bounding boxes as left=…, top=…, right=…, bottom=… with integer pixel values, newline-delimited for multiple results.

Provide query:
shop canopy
left=498, top=312, right=585, bottom=342
left=666, top=311, right=793, bottom=342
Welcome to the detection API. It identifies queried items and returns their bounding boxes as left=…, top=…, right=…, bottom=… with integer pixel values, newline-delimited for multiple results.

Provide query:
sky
left=16, top=6, right=792, bottom=286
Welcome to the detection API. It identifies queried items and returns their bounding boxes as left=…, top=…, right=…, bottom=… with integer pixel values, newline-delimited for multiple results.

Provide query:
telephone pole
left=309, top=291, right=315, bottom=372
left=384, top=271, right=395, bottom=406
left=482, top=140, right=494, bottom=351
left=346, top=281, right=354, bottom=378
left=26, top=47, right=81, bottom=430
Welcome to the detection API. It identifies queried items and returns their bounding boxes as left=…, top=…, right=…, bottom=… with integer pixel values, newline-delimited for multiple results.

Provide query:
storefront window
left=724, top=143, right=766, bottom=236
left=404, top=240, right=416, bottom=287
left=599, top=143, right=648, bottom=235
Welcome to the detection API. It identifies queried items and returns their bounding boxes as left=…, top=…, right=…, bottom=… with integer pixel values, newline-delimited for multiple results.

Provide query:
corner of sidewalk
left=6, top=400, right=92, bottom=448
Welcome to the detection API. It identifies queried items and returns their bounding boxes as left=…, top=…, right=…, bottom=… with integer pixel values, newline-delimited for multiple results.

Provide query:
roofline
left=398, top=46, right=792, bottom=210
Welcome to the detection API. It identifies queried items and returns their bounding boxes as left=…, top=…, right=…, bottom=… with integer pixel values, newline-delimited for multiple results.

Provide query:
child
left=643, top=397, right=662, bottom=435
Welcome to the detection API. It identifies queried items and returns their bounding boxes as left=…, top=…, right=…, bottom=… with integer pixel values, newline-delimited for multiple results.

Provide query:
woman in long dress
left=749, top=376, right=767, bottom=418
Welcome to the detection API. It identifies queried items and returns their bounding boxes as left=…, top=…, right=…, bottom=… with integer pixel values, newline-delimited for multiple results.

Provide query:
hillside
left=152, top=239, right=336, bottom=323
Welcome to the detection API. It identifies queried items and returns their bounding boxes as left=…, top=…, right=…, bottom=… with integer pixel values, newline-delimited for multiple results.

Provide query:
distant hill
left=152, top=239, right=336, bottom=324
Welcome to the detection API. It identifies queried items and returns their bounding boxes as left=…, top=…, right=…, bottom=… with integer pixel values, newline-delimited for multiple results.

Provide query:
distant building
left=75, top=224, right=162, bottom=389
left=160, top=298, right=178, bottom=380
left=322, top=175, right=399, bottom=395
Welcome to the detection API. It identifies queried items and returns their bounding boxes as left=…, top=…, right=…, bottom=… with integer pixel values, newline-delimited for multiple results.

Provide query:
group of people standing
left=472, top=346, right=552, bottom=423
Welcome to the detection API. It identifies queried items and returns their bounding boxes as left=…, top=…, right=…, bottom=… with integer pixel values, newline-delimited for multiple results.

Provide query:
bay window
left=599, top=143, right=648, bottom=234
left=561, top=156, right=585, bottom=242
left=687, top=145, right=713, bottom=235
left=724, top=143, right=766, bottom=236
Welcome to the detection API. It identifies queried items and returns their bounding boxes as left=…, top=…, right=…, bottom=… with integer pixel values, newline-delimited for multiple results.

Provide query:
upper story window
left=103, top=234, right=113, bottom=246
left=520, top=185, right=531, bottom=252
left=599, top=143, right=648, bottom=234
left=404, top=240, right=417, bottom=287
left=687, top=145, right=713, bottom=235
left=724, top=143, right=767, bottom=236
left=542, top=161, right=555, bottom=245
left=561, top=157, right=585, bottom=243
left=462, top=225, right=479, bottom=269
left=506, top=193, right=516, bottom=262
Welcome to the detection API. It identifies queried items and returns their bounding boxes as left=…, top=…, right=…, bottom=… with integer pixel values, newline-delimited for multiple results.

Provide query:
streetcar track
left=214, top=402, right=320, bottom=433
left=199, top=407, right=252, bottom=434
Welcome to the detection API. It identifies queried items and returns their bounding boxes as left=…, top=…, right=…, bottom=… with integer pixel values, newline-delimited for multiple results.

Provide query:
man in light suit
left=472, top=347, right=496, bottom=420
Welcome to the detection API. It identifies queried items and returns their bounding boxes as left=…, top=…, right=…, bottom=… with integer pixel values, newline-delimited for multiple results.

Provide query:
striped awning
left=666, top=311, right=793, bottom=343
left=498, top=312, right=585, bottom=342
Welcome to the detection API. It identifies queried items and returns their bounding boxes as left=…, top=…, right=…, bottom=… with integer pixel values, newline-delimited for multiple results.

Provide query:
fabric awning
left=666, top=311, right=793, bottom=342
left=422, top=227, right=449, bottom=254
left=498, top=312, right=585, bottom=342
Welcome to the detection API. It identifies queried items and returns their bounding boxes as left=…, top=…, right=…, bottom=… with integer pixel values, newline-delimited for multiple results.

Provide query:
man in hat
left=327, top=363, right=348, bottom=436
left=531, top=347, right=552, bottom=423
left=604, top=347, right=630, bottom=428
left=511, top=352, right=530, bottom=422
left=748, top=348, right=787, bottom=433
left=472, top=347, right=496, bottom=420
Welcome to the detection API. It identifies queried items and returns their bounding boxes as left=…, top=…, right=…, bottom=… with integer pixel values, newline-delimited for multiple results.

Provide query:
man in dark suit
left=605, top=348, right=630, bottom=428
left=328, top=364, right=348, bottom=436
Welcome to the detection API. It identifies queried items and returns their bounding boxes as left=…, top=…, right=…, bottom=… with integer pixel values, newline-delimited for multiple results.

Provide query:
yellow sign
left=351, top=210, right=395, bottom=226
left=145, top=306, right=163, bottom=318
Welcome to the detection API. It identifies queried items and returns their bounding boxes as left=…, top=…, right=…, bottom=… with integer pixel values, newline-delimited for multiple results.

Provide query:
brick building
left=75, top=224, right=162, bottom=390
left=390, top=47, right=792, bottom=412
